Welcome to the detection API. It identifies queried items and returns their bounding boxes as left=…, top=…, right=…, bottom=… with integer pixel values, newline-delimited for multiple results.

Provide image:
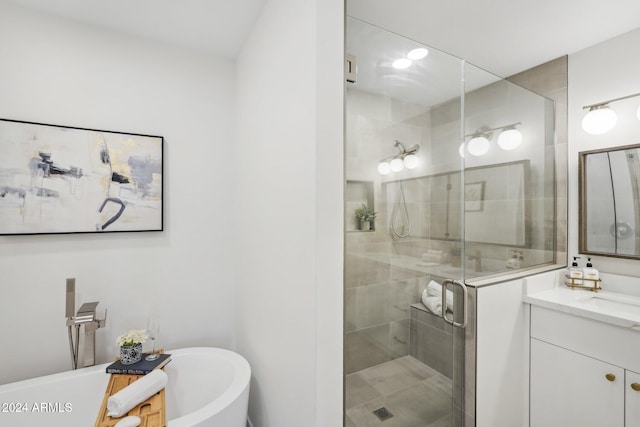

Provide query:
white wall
left=0, top=3, right=237, bottom=383
left=235, top=0, right=344, bottom=426
left=568, top=28, right=640, bottom=276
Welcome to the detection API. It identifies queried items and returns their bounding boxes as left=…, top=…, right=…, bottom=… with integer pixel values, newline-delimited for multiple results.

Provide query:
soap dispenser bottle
left=568, top=256, right=583, bottom=286
left=583, top=257, right=600, bottom=288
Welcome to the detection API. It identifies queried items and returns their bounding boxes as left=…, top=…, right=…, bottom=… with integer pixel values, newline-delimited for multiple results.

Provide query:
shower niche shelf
left=346, top=180, right=375, bottom=232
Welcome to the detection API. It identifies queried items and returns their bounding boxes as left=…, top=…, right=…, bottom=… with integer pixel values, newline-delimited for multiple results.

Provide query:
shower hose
left=391, top=181, right=411, bottom=238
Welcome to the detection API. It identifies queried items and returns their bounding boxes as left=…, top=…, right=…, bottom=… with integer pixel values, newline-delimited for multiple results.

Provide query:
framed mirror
left=382, top=160, right=530, bottom=246
left=579, top=143, right=640, bottom=259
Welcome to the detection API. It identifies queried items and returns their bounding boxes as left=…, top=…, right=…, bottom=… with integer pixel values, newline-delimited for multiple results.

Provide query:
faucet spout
left=65, top=281, right=106, bottom=369
left=75, top=301, right=99, bottom=323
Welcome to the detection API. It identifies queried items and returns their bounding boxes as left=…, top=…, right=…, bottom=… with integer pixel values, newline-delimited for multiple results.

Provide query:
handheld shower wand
left=66, top=278, right=80, bottom=369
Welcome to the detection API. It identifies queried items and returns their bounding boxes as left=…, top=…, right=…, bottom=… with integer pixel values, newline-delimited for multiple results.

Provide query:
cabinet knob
left=632, top=383, right=640, bottom=392
left=606, top=373, right=616, bottom=382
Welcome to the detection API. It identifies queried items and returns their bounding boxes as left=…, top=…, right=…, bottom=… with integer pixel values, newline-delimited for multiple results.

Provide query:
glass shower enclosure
left=344, top=16, right=556, bottom=427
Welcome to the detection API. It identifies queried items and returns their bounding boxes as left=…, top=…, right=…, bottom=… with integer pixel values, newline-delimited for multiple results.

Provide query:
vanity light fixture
left=458, top=142, right=466, bottom=158
left=582, top=92, right=640, bottom=135
left=390, top=157, right=405, bottom=172
left=497, top=126, right=523, bottom=150
left=460, top=122, right=522, bottom=157
left=582, top=105, right=617, bottom=135
left=467, top=133, right=491, bottom=156
left=378, top=140, right=420, bottom=174
left=403, top=153, right=419, bottom=169
left=378, top=161, right=391, bottom=175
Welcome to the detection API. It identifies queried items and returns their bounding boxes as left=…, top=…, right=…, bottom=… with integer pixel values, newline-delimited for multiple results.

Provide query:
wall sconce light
left=467, top=133, right=491, bottom=156
left=582, top=92, right=640, bottom=135
left=497, top=126, right=523, bottom=150
left=461, top=123, right=522, bottom=157
left=378, top=140, right=420, bottom=174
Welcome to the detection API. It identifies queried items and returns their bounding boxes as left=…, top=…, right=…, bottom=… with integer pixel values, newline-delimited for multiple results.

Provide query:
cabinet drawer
left=531, top=306, right=640, bottom=372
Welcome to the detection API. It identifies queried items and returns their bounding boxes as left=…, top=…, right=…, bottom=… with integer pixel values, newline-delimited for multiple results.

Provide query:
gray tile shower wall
left=344, top=244, right=430, bottom=374
left=410, top=304, right=453, bottom=378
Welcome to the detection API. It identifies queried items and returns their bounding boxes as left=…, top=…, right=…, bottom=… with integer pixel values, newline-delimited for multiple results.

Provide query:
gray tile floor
left=345, top=356, right=452, bottom=427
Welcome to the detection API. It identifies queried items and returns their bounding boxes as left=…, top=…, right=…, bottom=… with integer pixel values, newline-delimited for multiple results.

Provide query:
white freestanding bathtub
left=0, top=347, right=250, bottom=427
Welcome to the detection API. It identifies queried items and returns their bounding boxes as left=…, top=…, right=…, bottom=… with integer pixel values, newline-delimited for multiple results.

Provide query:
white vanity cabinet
left=530, top=338, right=624, bottom=426
left=529, top=305, right=640, bottom=427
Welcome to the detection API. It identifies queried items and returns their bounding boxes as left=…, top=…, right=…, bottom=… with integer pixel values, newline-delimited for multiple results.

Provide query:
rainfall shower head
left=377, top=141, right=420, bottom=174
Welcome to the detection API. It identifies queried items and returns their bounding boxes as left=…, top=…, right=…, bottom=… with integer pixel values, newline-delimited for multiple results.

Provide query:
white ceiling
left=2, top=0, right=268, bottom=58
left=3, top=0, right=640, bottom=76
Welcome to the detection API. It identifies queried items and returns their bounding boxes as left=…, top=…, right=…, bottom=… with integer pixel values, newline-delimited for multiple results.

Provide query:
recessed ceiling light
left=407, top=48, right=429, bottom=60
left=392, top=58, right=412, bottom=69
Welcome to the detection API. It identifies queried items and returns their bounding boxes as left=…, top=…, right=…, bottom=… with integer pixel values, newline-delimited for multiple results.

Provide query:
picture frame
left=0, top=118, right=163, bottom=235
left=464, top=181, right=485, bottom=212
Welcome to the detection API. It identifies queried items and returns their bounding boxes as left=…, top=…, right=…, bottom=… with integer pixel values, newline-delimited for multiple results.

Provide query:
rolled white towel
left=425, top=280, right=454, bottom=311
left=421, top=291, right=442, bottom=316
left=107, top=370, right=168, bottom=418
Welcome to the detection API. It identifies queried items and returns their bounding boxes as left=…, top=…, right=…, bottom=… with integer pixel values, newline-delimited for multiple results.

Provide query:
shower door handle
left=442, top=279, right=468, bottom=329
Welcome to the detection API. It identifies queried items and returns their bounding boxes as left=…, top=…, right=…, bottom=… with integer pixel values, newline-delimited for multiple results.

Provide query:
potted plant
left=354, top=203, right=376, bottom=231
left=116, top=329, right=148, bottom=365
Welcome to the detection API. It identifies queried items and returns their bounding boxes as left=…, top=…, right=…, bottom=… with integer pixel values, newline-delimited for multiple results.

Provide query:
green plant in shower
left=355, top=204, right=377, bottom=221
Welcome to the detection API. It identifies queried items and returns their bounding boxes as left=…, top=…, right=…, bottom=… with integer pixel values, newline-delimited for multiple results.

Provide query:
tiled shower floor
left=345, top=356, right=452, bottom=427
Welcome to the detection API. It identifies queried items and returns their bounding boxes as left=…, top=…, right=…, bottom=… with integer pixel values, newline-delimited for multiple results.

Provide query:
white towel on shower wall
left=426, top=280, right=454, bottom=311
left=107, top=369, right=168, bottom=418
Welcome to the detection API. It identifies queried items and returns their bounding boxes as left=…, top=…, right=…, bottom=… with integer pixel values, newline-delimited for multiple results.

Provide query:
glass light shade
left=390, top=158, right=404, bottom=172
left=497, top=128, right=523, bottom=150
left=378, top=161, right=391, bottom=175
left=403, top=154, right=419, bottom=169
left=582, top=107, right=617, bottom=135
left=407, top=48, right=429, bottom=60
left=467, top=136, right=490, bottom=156
left=458, top=142, right=466, bottom=158
left=392, top=58, right=412, bottom=69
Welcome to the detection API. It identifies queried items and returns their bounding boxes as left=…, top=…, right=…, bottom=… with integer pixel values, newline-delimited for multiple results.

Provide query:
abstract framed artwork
left=0, top=118, right=163, bottom=235
left=464, top=181, right=485, bottom=212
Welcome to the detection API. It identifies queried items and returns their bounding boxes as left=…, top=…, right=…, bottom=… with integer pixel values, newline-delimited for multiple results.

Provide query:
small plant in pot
left=116, top=329, right=148, bottom=365
left=355, top=204, right=377, bottom=231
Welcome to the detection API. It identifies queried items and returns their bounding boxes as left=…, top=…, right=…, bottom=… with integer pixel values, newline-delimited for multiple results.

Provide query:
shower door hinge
left=345, top=54, right=357, bottom=83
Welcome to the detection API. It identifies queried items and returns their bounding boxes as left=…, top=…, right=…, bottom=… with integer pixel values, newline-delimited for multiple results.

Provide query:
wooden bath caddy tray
left=94, top=350, right=166, bottom=427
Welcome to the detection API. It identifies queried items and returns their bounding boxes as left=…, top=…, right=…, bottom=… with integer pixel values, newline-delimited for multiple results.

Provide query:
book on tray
left=106, top=353, right=172, bottom=375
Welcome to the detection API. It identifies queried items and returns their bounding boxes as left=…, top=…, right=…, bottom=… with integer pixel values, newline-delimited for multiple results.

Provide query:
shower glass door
left=344, top=13, right=556, bottom=427
left=344, top=16, right=473, bottom=427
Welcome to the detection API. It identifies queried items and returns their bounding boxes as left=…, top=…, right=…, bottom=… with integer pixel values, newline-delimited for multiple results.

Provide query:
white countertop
left=523, top=286, right=640, bottom=329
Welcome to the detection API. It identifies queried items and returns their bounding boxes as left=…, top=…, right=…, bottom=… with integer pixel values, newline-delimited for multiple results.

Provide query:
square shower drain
left=372, top=407, right=394, bottom=421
